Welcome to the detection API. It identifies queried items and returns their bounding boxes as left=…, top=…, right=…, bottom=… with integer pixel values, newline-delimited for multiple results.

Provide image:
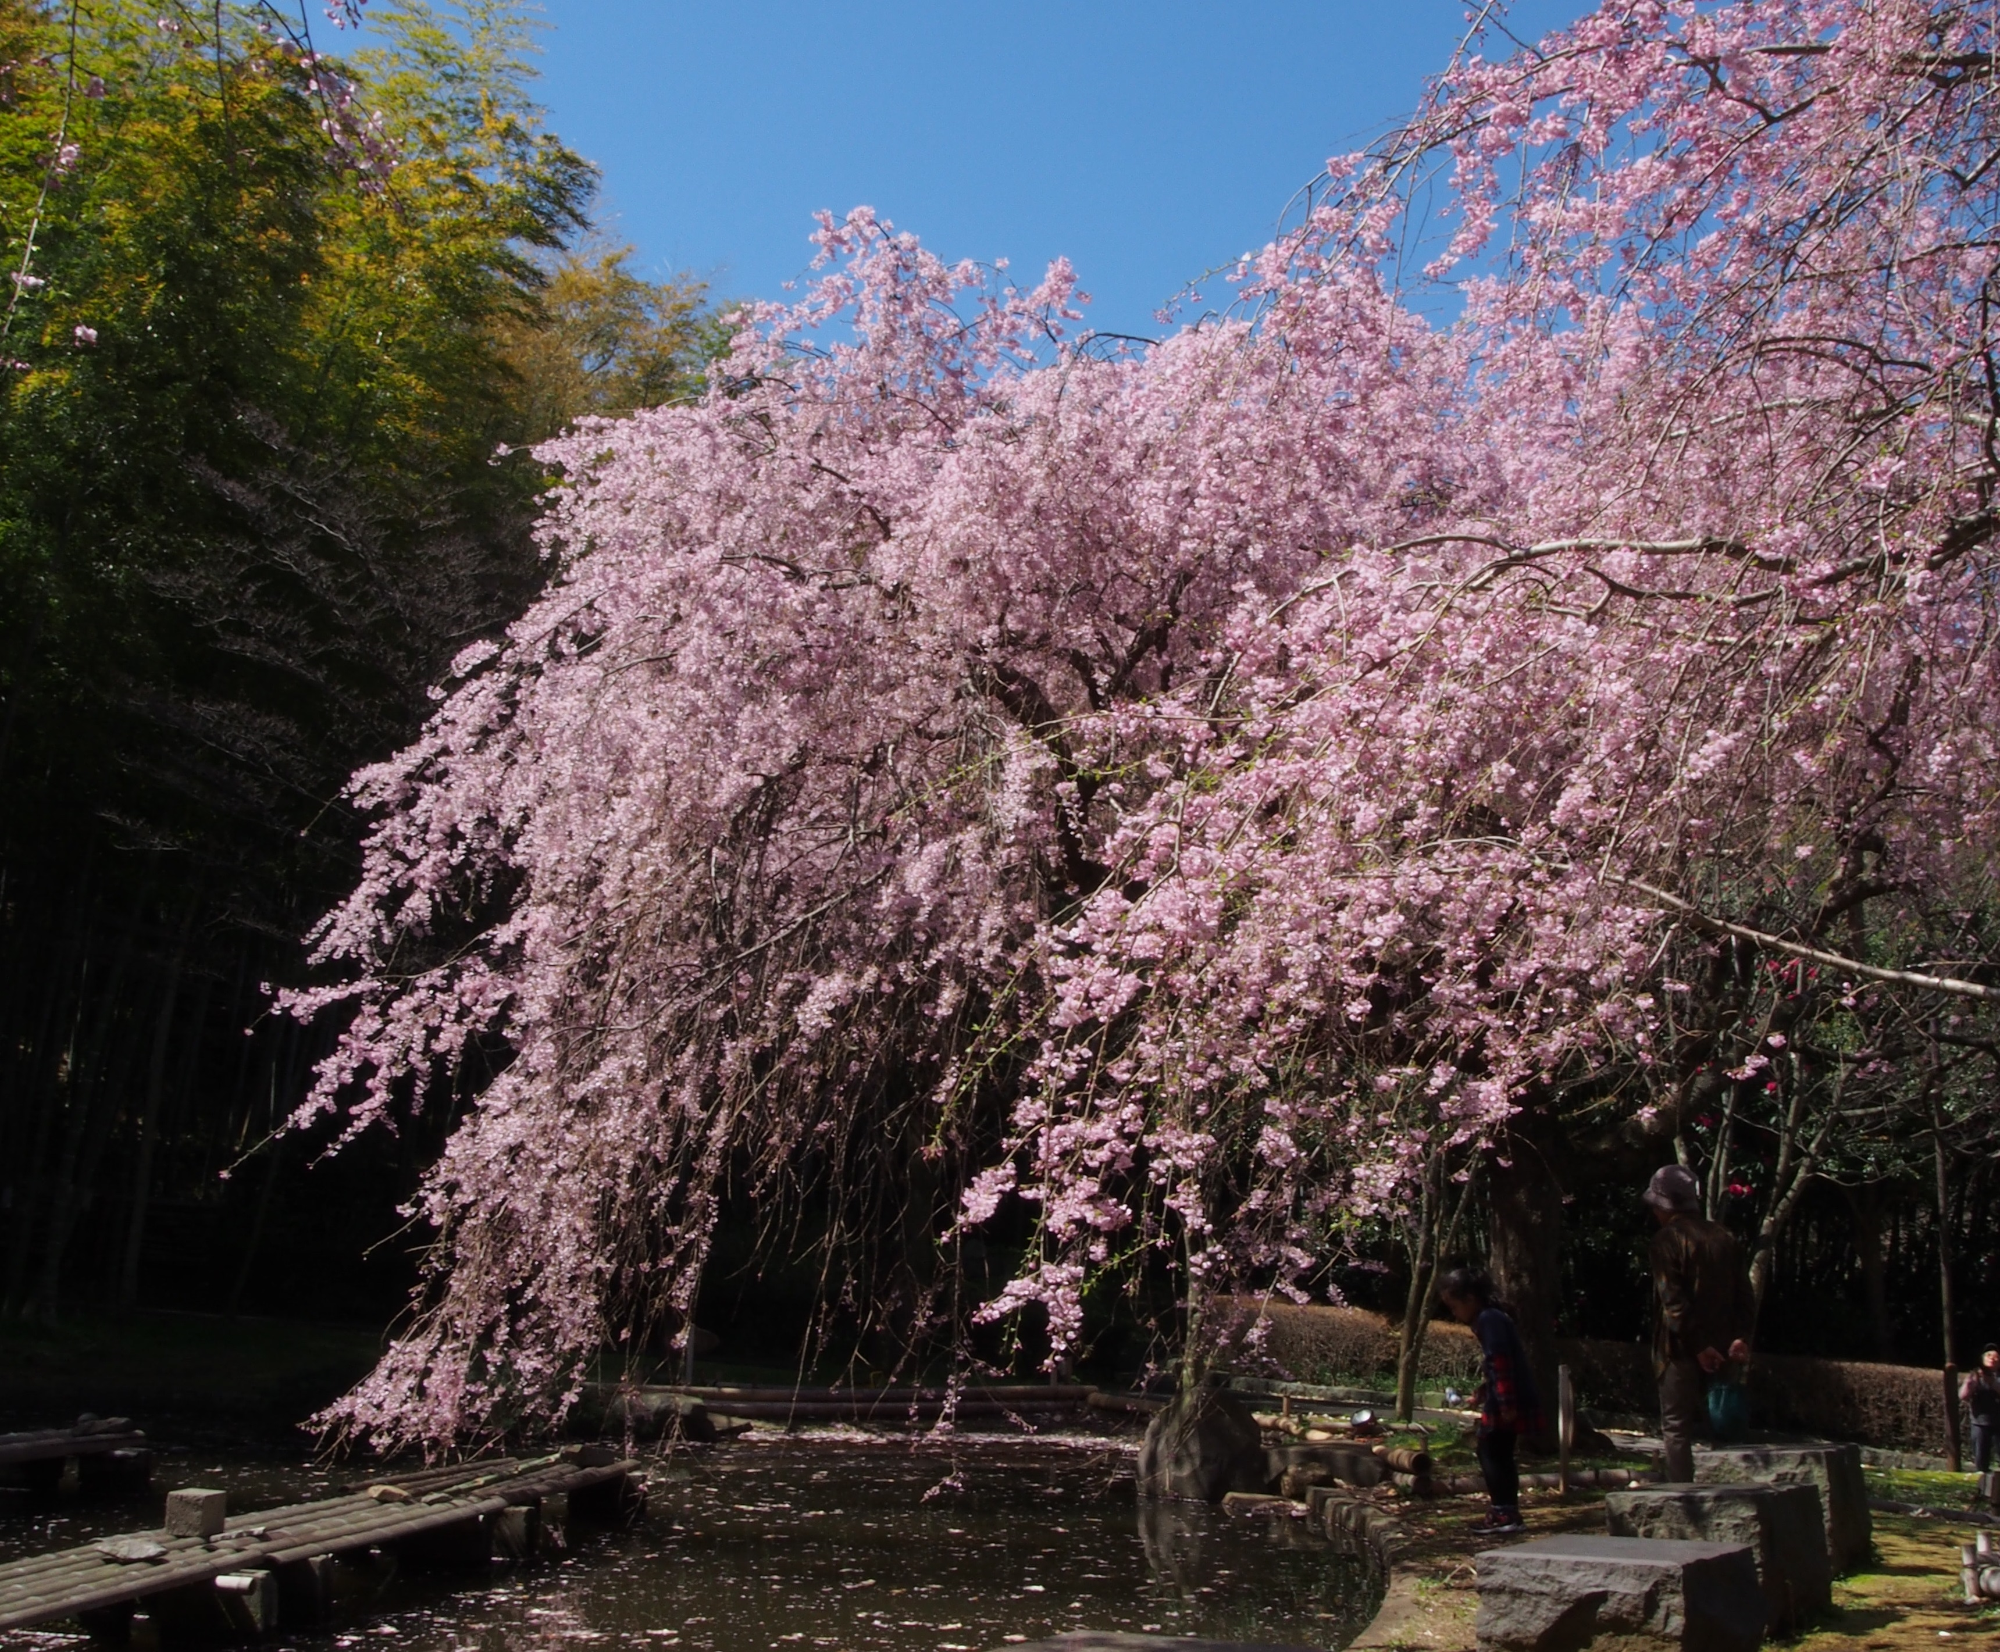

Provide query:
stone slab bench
left=1474, top=1534, right=1764, bottom=1652
left=1607, top=1483, right=1828, bottom=1635
left=1695, top=1442, right=1871, bottom=1572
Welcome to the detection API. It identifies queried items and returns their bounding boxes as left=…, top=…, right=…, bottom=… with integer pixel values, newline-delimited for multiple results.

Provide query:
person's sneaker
left=1469, top=1511, right=1527, bottom=1536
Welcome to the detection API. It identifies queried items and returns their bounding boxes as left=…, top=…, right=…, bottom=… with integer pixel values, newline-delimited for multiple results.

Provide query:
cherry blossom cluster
left=286, top=0, right=2000, bottom=1449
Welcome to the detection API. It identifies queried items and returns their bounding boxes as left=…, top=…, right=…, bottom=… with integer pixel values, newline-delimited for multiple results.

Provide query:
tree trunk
left=1488, top=1131, right=1561, bottom=1448
left=1746, top=1060, right=1838, bottom=1329
left=3, top=879, right=95, bottom=1312
left=228, top=1032, right=307, bottom=1317
left=45, top=1025, right=141, bottom=1316
left=1933, top=1122, right=1958, bottom=1369
left=227, top=1128, right=286, bottom=1318
left=24, top=900, right=141, bottom=1318
left=1393, top=1148, right=1479, bottom=1421
left=119, top=900, right=197, bottom=1309
left=1845, top=1182, right=1894, bottom=1360
left=2, top=922, right=77, bottom=1305
left=1394, top=1209, right=1439, bottom=1423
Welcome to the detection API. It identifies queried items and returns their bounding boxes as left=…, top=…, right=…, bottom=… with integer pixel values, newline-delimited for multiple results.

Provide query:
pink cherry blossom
left=287, top=0, right=2000, bottom=1450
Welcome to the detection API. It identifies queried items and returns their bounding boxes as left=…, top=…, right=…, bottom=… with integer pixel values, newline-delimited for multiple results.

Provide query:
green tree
left=500, top=240, right=726, bottom=441
left=0, top=0, right=704, bottom=1320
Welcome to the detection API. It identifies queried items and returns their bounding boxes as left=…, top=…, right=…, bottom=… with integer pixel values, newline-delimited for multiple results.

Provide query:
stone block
left=163, top=1486, right=227, bottom=1538
left=1474, top=1534, right=1764, bottom=1652
left=1695, top=1442, right=1871, bottom=1572
left=1607, top=1483, right=1829, bottom=1634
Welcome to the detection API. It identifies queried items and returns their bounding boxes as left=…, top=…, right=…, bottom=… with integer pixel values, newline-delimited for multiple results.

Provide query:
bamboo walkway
left=0, top=1449, right=641, bottom=1642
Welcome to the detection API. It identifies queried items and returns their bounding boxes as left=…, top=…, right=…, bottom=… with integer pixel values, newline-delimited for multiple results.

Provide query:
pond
left=3, top=1435, right=1380, bottom=1651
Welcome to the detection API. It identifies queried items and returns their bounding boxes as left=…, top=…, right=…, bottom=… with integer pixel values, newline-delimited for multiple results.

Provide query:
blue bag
left=1707, top=1377, right=1750, bottom=1442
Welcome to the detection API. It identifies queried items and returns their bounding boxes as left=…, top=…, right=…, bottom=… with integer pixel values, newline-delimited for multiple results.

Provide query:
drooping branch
left=1612, top=877, right=2000, bottom=1003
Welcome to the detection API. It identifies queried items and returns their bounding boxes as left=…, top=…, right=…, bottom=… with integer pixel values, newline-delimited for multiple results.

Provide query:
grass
left=1865, top=1464, right=1987, bottom=1508
left=1799, top=1515, right=1993, bottom=1649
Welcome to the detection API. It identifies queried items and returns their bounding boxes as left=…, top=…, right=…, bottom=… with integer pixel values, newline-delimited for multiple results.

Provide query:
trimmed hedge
left=1233, top=1299, right=1960, bottom=1453
left=1228, top=1300, right=1480, bottom=1387
left=1748, top=1354, right=1955, bottom=1454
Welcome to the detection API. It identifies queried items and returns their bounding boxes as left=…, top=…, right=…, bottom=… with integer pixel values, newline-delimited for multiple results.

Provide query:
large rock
left=1695, top=1442, right=1871, bottom=1572
left=1136, top=1388, right=1269, bottom=1501
left=1606, top=1483, right=1829, bottom=1635
left=1474, top=1535, right=1764, bottom=1652
left=575, top=1386, right=716, bottom=1442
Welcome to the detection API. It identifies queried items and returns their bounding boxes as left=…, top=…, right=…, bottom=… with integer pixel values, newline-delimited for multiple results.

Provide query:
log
left=663, top=1382, right=1094, bottom=1405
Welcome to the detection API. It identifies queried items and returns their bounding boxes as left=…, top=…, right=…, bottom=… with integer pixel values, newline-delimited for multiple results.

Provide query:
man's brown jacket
left=1650, top=1212, right=1755, bottom=1377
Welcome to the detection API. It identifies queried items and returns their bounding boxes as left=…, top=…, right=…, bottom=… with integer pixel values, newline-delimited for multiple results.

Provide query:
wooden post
left=393, top=1512, right=492, bottom=1572
left=77, top=1448, right=152, bottom=1498
left=1558, top=1364, right=1575, bottom=1495
left=214, top=1571, right=279, bottom=1636
left=274, top=1554, right=338, bottom=1628
left=491, top=1503, right=539, bottom=1560
left=74, top=1603, right=136, bottom=1643
left=21, top=1457, right=63, bottom=1496
left=1946, top=1365, right=1963, bottom=1472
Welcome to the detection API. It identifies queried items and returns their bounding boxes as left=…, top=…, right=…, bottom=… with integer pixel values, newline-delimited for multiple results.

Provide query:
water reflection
left=5, top=1437, right=1376, bottom=1651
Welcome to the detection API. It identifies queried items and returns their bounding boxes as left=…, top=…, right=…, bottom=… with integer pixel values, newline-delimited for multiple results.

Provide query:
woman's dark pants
left=1974, top=1422, right=1995, bottom=1474
left=1477, top=1426, right=1519, bottom=1514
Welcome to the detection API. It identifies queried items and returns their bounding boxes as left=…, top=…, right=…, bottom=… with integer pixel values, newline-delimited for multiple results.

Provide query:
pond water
left=3, top=1435, right=1378, bottom=1651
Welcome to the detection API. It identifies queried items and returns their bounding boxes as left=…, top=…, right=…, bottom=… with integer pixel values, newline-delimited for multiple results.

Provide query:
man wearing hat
left=1646, top=1164, right=1755, bottom=1481
left=1960, top=1344, right=2000, bottom=1472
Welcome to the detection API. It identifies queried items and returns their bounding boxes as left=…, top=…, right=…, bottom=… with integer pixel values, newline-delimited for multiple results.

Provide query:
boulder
left=1607, top=1483, right=1829, bottom=1635
left=584, top=1387, right=717, bottom=1441
left=1695, top=1442, right=1871, bottom=1572
left=1136, top=1388, right=1269, bottom=1501
left=1474, top=1534, right=1764, bottom=1652
left=641, top=1391, right=718, bottom=1442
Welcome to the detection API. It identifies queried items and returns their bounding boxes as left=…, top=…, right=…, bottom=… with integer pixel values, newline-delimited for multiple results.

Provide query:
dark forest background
left=0, top=0, right=721, bottom=1356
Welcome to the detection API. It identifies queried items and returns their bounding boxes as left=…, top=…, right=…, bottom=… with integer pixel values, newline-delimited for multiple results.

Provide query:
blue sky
left=514, top=2, right=1596, bottom=341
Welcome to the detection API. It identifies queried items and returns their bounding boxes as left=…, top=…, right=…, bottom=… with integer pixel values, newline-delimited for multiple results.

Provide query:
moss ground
left=1356, top=1483, right=1992, bottom=1650
left=1865, top=1465, right=1985, bottom=1507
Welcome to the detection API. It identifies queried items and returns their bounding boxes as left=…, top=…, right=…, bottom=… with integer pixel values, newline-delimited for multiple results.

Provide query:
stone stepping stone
left=1608, top=1482, right=1829, bottom=1635
left=1474, top=1534, right=1763, bottom=1652
left=1695, top=1441, right=1871, bottom=1572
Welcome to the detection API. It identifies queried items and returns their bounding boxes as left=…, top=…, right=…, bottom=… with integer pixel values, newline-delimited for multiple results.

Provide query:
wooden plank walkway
left=0, top=1420, right=149, bottom=1471
left=0, top=1418, right=153, bottom=1497
left=0, top=1449, right=641, bottom=1640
